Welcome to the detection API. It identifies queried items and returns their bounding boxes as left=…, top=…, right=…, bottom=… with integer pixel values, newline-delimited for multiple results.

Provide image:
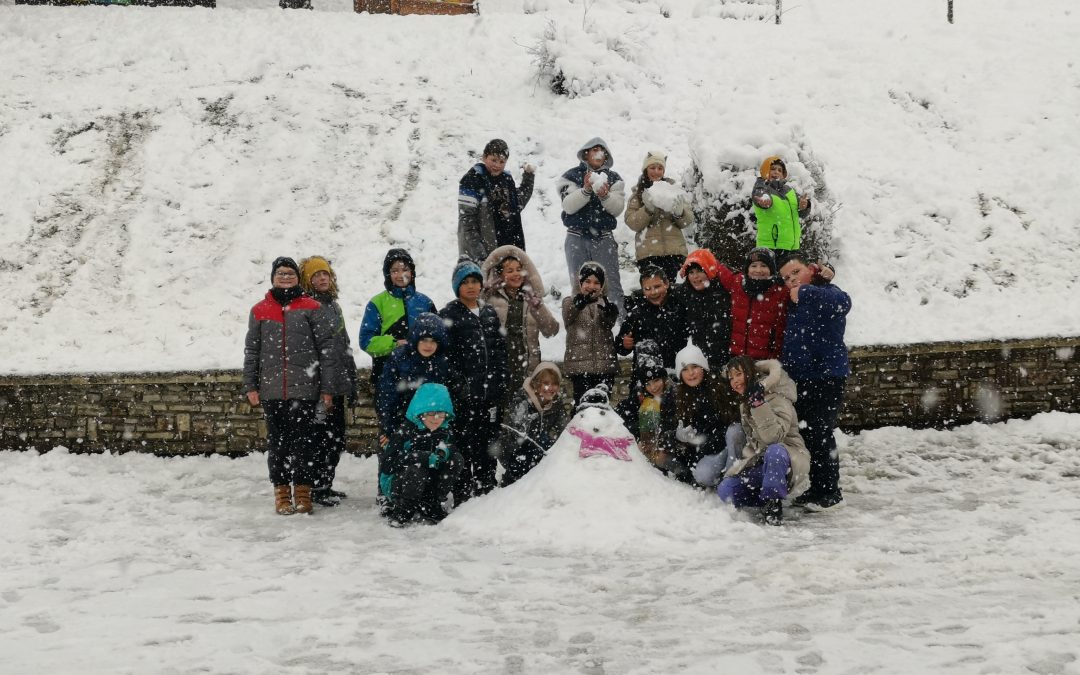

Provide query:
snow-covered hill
left=2, top=0, right=1078, bottom=374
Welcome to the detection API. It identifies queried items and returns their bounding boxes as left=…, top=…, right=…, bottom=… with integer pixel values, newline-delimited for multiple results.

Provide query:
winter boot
left=762, top=499, right=783, bottom=526
left=294, top=485, right=314, bottom=514
left=274, top=485, right=295, bottom=516
left=312, top=487, right=340, bottom=507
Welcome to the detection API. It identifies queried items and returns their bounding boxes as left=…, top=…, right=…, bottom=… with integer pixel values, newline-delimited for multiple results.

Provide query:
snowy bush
left=685, top=123, right=837, bottom=268
left=528, top=19, right=655, bottom=98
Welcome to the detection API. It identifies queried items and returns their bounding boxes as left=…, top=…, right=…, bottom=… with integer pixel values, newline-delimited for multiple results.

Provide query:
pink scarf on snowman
left=569, top=426, right=633, bottom=461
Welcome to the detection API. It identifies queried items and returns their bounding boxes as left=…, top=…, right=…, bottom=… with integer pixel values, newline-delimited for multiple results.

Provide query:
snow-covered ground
left=1, top=0, right=1079, bottom=374
left=3, top=412, right=1079, bottom=673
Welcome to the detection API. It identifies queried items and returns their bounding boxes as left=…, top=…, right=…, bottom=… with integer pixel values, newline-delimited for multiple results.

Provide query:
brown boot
left=294, top=485, right=314, bottom=514
left=274, top=484, right=295, bottom=516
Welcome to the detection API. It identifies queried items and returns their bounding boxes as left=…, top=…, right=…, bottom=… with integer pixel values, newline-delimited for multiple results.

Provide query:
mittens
left=746, top=382, right=766, bottom=408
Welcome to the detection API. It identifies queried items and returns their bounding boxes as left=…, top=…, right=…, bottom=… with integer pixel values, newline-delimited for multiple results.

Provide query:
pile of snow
left=1, top=0, right=1079, bottom=375
left=447, top=404, right=757, bottom=553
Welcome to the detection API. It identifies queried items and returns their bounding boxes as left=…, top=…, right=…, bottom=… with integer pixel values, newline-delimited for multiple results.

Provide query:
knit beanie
left=452, top=255, right=483, bottom=297
left=745, top=247, right=778, bottom=276
left=759, top=155, right=786, bottom=179
left=299, top=256, right=338, bottom=299
left=578, top=261, right=606, bottom=288
left=634, top=350, right=667, bottom=387
left=675, top=340, right=709, bottom=375
left=270, top=256, right=299, bottom=282
left=641, top=151, right=667, bottom=172
left=383, top=248, right=416, bottom=290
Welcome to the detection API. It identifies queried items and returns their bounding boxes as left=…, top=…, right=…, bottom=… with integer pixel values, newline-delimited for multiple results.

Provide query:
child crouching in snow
left=717, top=357, right=811, bottom=526
left=381, top=383, right=463, bottom=527
left=615, top=349, right=674, bottom=469
left=497, top=362, right=568, bottom=487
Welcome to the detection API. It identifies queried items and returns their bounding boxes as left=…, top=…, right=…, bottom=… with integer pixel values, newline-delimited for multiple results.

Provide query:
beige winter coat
left=725, top=359, right=811, bottom=498
left=624, top=177, right=694, bottom=260
left=561, top=263, right=619, bottom=376
left=481, top=245, right=560, bottom=375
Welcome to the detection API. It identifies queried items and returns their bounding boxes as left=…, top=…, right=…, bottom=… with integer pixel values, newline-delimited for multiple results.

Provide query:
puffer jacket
left=673, top=281, right=732, bottom=371
left=615, top=291, right=688, bottom=370
left=376, top=313, right=453, bottom=435
left=557, top=137, right=626, bottom=238
left=725, top=360, right=810, bottom=498
left=714, top=263, right=787, bottom=360
left=481, top=245, right=560, bottom=377
left=243, top=290, right=342, bottom=401
left=439, top=299, right=508, bottom=404
left=782, top=282, right=852, bottom=382
left=561, top=262, right=619, bottom=376
left=311, top=291, right=359, bottom=400
left=624, top=177, right=694, bottom=260
left=458, top=163, right=535, bottom=261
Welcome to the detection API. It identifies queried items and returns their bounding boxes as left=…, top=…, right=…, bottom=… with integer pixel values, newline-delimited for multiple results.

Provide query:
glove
left=670, top=193, right=686, bottom=214
left=746, top=382, right=766, bottom=408
left=573, top=292, right=597, bottom=310
left=674, top=424, right=698, bottom=444
left=526, top=292, right=543, bottom=310
left=428, top=443, right=451, bottom=469
left=641, top=188, right=656, bottom=213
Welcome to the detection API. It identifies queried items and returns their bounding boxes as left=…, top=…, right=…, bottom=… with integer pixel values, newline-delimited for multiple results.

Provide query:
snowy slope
left=2, top=413, right=1079, bottom=673
left=1, top=0, right=1079, bottom=374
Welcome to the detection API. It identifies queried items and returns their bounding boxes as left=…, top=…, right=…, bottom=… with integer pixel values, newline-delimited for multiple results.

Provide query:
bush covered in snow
left=528, top=18, right=655, bottom=98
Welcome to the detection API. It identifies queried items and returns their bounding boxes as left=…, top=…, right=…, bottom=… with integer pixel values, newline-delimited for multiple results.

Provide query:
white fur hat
left=675, top=340, right=708, bottom=374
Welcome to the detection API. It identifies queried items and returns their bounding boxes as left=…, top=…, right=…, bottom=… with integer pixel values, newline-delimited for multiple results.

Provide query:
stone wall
left=1, top=337, right=1077, bottom=455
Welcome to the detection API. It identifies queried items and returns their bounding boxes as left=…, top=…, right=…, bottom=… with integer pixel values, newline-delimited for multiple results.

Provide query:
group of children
left=244, top=139, right=848, bottom=526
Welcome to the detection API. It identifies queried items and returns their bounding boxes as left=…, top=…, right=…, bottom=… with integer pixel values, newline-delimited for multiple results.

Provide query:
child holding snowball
left=557, top=137, right=627, bottom=316
left=624, top=151, right=694, bottom=283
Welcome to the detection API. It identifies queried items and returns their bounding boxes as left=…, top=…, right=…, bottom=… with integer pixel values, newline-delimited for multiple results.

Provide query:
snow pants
left=451, top=403, right=499, bottom=504
left=718, top=444, right=792, bottom=507
left=794, top=377, right=845, bottom=504
left=390, top=449, right=463, bottom=522
left=564, top=231, right=625, bottom=317
left=311, top=395, right=346, bottom=491
left=569, top=373, right=616, bottom=405
left=263, top=399, right=318, bottom=486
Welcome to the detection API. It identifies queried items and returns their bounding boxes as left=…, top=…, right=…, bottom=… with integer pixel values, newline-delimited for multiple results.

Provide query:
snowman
left=565, top=385, right=635, bottom=462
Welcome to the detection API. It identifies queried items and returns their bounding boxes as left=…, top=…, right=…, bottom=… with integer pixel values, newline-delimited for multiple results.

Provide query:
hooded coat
left=438, top=298, right=508, bottom=405
left=782, top=282, right=852, bottom=382
left=615, top=289, right=688, bottom=370
left=481, top=245, right=560, bottom=380
left=359, top=250, right=437, bottom=370
left=711, top=258, right=788, bottom=360
left=561, top=262, right=619, bottom=376
left=376, top=312, right=454, bottom=435
left=299, top=256, right=359, bottom=400
left=498, top=362, right=568, bottom=485
left=752, top=156, right=811, bottom=252
left=557, top=137, right=626, bottom=238
left=675, top=249, right=734, bottom=370
left=725, top=360, right=811, bottom=498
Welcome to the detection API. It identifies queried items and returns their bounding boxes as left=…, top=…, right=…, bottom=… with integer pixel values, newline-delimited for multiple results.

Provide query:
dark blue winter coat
left=376, top=313, right=452, bottom=435
left=781, top=283, right=852, bottom=382
left=438, top=299, right=508, bottom=405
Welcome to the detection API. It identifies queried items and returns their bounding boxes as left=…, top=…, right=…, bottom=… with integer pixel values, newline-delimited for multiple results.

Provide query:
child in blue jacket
left=380, top=383, right=463, bottom=526
left=778, top=252, right=851, bottom=511
left=376, top=312, right=452, bottom=439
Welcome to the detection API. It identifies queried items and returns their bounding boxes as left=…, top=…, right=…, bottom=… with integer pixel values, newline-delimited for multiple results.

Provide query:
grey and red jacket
left=243, top=291, right=344, bottom=401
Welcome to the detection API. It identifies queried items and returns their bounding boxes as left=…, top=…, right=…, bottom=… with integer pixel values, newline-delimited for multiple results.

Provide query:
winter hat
left=578, top=261, right=606, bottom=288
left=759, top=155, right=786, bottom=179
left=675, top=340, right=709, bottom=375
left=382, top=248, right=416, bottom=290
left=679, top=248, right=721, bottom=280
left=634, top=350, right=667, bottom=387
left=451, top=255, right=483, bottom=296
left=406, top=382, right=455, bottom=427
left=270, top=256, right=299, bottom=282
left=641, top=151, right=667, bottom=172
left=576, top=384, right=612, bottom=412
left=483, top=138, right=510, bottom=159
left=299, top=256, right=338, bottom=298
left=745, top=247, right=778, bottom=276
